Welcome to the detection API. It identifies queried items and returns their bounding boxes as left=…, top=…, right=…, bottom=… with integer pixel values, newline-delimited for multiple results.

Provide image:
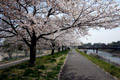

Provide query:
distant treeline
left=78, top=41, right=120, bottom=48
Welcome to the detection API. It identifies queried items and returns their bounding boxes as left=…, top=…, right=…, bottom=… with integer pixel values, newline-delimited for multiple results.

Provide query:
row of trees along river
left=0, top=38, right=68, bottom=63
left=0, top=0, right=120, bottom=66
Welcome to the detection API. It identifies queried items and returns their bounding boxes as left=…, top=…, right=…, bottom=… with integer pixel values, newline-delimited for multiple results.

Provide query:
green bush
left=50, top=58, right=56, bottom=62
left=36, top=65, right=45, bottom=70
left=57, top=61, right=63, bottom=65
left=60, top=57, right=65, bottom=60
left=18, top=64, right=27, bottom=69
left=30, top=70, right=42, bottom=77
left=110, top=71, right=116, bottom=76
left=52, top=65, right=61, bottom=71
left=52, top=56, right=56, bottom=58
left=24, top=68, right=34, bottom=76
left=110, top=65, right=115, bottom=68
left=0, top=74, right=7, bottom=79
left=46, top=71, right=57, bottom=80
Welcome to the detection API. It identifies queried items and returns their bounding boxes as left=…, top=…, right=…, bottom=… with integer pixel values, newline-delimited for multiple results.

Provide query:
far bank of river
left=86, top=50, right=120, bottom=66
left=102, top=49, right=120, bottom=57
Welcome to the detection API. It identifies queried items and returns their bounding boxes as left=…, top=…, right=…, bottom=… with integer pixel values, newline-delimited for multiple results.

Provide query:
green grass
left=0, top=50, right=69, bottom=80
left=76, top=49, right=120, bottom=80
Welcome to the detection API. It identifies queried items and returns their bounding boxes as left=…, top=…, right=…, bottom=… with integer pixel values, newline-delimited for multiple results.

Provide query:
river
left=87, top=50, right=120, bottom=65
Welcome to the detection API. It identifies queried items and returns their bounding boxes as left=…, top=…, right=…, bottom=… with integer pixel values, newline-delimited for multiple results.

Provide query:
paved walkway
left=0, top=53, right=50, bottom=69
left=59, top=50, right=115, bottom=80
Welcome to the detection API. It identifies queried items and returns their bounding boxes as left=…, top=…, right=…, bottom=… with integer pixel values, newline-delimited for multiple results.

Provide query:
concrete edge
left=0, top=53, right=50, bottom=70
left=76, top=50, right=118, bottom=80
left=58, top=50, right=70, bottom=80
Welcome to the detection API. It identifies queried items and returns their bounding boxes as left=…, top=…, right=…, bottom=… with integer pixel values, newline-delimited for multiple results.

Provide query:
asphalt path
left=59, top=49, right=115, bottom=80
left=0, top=53, right=50, bottom=69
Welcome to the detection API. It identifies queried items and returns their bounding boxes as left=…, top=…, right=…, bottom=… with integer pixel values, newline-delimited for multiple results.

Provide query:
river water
left=87, top=50, right=120, bottom=65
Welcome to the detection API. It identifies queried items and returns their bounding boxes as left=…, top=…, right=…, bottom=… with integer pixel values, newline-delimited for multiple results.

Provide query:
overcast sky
left=80, top=27, right=120, bottom=44
left=81, top=0, right=120, bottom=44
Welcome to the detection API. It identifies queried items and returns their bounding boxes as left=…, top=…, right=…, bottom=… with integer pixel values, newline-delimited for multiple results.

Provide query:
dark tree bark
left=51, top=48, right=54, bottom=55
left=67, top=47, right=70, bottom=50
left=58, top=47, right=60, bottom=52
left=51, top=42, right=55, bottom=55
left=29, top=32, right=37, bottom=65
left=30, top=44, right=36, bottom=65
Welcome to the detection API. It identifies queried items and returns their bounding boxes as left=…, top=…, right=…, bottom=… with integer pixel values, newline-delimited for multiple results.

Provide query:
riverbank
left=101, top=49, right=120, bottom=57
left=91, top=53, right=120, bottom=67
left=86, top=49, right=120, bottom=66
left=87, top=50, right=120, bottom=67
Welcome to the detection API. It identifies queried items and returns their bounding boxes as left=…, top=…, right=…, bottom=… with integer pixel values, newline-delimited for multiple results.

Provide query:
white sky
left=81, top=0, right=120, bottom=44
left=80, top=27, right=120, bottom=44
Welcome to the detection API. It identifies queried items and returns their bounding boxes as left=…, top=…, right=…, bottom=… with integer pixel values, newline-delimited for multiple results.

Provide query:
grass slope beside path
left=0, top=50, right=69, bottom=80
left=76, top=49, right=120, bottom=80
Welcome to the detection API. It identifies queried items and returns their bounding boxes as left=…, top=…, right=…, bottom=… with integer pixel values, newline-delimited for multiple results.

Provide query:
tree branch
left=0, top=29, right=17, bottom=35
left=0, top=35, right=15, bottom=38
left=0, top=18, right=18, bottom=34
left=36, top=30, right=58, bottom=40
left=22, top=38, right=31, bottom=47
left=22, top=27, right=32, bottom=39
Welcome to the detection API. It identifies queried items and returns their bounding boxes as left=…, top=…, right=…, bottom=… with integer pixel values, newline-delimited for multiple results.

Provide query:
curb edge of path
left=0, top=54, right=50, bottom=70
left=76, top=50, right=118, bottom=80
left=58, top=50, right=70, bottom=80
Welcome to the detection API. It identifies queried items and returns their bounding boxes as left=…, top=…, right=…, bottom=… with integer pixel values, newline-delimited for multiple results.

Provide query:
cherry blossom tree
left=0, top=0, right=120, bottom=65
left=43, top=29, right=84, bottom=54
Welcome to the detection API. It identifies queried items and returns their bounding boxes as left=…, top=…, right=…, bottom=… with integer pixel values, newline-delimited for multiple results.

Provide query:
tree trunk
left=58, top=47, right=60, bottom=52
left=51, top=42, right=55, bottom=55
left=8, top=52, right=12, bottom=60
left=30, top=44, right=36, bottom=65
left=51, top=49, right=54, bottom=55
left=62, top=46, right=64, bottom=51
left=30, top=36, right=37, bottom=65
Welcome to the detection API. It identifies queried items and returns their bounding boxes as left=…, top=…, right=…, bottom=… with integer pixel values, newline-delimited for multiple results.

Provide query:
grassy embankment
left=0, top=50, right=69, bottom=80
left=76, top=49, right=120, bottom=80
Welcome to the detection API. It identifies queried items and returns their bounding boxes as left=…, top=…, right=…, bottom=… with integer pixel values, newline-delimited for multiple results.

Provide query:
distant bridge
left=78, top=47, right=120, bottom=53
